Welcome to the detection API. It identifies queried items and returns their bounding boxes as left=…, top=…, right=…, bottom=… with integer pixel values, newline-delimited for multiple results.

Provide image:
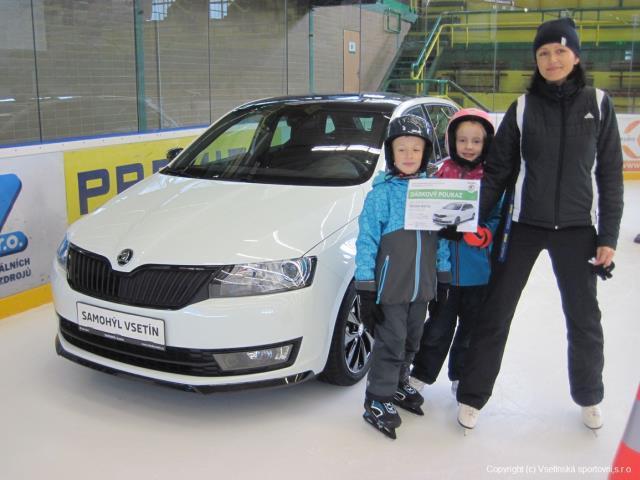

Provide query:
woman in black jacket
left=455, top=17, right=624, bottom=431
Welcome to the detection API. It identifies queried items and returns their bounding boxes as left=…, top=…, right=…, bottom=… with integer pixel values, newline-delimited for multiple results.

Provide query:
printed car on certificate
left=52, top=93, right=459, bottom=392
left=432, top=202, right=476, bottom=226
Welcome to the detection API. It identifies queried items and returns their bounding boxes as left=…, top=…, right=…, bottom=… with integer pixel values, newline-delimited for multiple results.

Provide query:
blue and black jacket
left=355, top=172, right=451, bottom=305
left=448, top=201, right=501, bottom=286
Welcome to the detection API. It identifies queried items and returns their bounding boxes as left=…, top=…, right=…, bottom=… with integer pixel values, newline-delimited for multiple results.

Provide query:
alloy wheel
left=343, top=296, right=374, bottom=374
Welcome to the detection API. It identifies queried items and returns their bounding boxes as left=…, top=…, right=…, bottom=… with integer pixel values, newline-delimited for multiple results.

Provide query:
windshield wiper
left=160, top=166, right=201, bottom=178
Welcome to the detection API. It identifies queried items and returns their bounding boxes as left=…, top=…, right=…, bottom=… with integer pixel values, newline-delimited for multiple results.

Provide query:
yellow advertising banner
left=64, top=137, right=196, bottom=223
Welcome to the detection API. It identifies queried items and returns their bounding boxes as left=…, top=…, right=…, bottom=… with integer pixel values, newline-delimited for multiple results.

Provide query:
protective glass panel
left=0, top=2, right=39, bottom=145
left=35, top=1, right=137, bottom=141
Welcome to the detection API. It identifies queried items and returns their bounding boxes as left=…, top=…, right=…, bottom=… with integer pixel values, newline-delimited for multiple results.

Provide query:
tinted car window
left=162, top=102, right=393, bottom=186
left=425, top=105, right=455, bottom=160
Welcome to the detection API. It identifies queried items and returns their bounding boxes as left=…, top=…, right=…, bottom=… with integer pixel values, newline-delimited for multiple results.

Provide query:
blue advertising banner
left=0, top=153, right=66, bottom=299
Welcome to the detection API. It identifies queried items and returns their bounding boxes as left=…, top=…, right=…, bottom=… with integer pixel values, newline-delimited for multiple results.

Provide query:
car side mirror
left=166, top=147, right=183, bottom=161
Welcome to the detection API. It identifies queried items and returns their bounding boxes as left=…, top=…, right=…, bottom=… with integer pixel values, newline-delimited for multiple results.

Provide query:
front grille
left=59, top=317, right=301, bottom=377
left=67, top=245, right=219, bottom=309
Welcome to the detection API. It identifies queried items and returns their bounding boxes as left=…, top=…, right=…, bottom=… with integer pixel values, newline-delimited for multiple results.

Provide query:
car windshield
left=443, top=203, right=463, bottom=210
left=161, top=101, right=393, bottom=186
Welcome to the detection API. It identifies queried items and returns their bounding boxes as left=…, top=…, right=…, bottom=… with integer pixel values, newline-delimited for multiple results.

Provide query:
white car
left=432, top=202, right=476, bottom=226
left=52, top=93, right=459, bottom=392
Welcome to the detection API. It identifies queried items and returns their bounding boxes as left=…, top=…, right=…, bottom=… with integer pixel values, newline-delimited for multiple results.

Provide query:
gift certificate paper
left=404, top=178, right=481, bottom=232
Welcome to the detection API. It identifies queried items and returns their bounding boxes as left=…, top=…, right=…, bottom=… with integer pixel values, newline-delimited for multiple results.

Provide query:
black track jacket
left=480, top=78, right=624, bottom=249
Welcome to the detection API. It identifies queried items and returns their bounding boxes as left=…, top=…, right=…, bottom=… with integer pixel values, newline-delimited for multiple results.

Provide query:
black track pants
left=366, top=302, right=428, bottom=402
left=456, top=223, right=604, bottom=409
left=412, top=285, right=487, bottom=384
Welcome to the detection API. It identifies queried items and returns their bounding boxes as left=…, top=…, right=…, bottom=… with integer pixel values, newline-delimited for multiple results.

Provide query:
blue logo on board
left=0, top=174, right=28, bottom=258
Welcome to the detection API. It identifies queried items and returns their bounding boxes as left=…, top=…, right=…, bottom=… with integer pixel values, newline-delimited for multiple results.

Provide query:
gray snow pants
left=365, top=301, right=428, bottom=402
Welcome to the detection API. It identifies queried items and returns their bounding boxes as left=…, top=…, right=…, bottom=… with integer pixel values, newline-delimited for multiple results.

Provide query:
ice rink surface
left=1, top=182, right=639, bottom=480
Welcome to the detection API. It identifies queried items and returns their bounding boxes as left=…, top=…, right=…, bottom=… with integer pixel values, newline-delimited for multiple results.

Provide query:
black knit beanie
left=532, top=18, right=580, bottom=58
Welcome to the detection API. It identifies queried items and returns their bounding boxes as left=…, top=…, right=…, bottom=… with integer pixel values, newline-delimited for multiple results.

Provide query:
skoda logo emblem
left=117, top=249, right=133, bottom=266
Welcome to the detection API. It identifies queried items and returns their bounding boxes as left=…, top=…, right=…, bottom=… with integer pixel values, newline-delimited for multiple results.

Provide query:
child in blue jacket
left=355, top=114, right=451, bottom=439
left=409, top=108, right=500, bottom=397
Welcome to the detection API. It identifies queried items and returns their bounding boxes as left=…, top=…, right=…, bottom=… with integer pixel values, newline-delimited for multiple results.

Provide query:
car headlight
left=208, top=257, right=316, bottom=298
left=56, top=235, right=70, bottom=271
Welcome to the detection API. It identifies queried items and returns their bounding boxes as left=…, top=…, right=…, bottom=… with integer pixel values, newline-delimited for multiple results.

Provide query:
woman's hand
left=594, top=246, right=615, bottom=267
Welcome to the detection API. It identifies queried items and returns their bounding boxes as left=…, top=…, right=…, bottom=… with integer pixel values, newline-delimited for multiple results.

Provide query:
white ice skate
left=408, top=376, right=426, bottom=393
left=458, top=403, right=480, bottom=434
left=581, top=404, right=603, bottom=434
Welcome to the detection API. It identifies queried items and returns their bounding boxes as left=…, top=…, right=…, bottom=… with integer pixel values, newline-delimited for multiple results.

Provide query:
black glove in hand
left=357, top=290, right=382, bottom=333
left=591, top=261, right=615, bottom=280
left=438, top=225, right=463, bottom=241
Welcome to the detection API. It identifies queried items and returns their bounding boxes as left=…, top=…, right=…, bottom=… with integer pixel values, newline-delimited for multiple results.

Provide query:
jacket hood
left=528, top=66, right=585, bottom=100
left=372, top=170, right=427, bottom=188
left=537, top=75, right=582, bottom=100
left=371, top=170, right=388, bottom=187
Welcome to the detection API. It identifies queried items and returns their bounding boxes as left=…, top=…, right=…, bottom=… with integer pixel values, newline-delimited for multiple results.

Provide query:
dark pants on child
left=457, top=222, right=604, bottom=410
left=411, top=285, right=487, bottom=384
left=366, top=301, right=428, bottom=401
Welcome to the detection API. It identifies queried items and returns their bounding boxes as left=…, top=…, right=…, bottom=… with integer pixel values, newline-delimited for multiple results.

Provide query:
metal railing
left=384, top=78, right=490, bottom=111
left=406, top=7, right=640, bottom=95
left=410, top=19, right=632, bottom=94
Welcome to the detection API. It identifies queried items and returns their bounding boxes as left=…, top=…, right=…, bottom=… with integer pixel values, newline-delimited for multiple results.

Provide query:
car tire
left=318, top=282, right=374, bottom=386
left=455, top=216, right=461, bottom=225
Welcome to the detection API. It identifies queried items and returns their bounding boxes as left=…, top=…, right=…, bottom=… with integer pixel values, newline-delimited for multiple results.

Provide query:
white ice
left=1, top=182, right=639, bottom=480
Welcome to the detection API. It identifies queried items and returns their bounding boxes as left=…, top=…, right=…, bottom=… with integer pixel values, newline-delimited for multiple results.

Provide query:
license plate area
left=76, top=303, right=165, bottom=350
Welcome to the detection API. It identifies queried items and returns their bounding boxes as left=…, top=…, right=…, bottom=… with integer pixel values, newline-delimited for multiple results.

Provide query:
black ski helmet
left=384, top=114, right=434, bottom=175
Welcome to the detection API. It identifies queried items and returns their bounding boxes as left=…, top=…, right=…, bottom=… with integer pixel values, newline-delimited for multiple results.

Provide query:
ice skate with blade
left=457, top=403, right=480, bottom=435
left=363, top=398, right=402, bottom=440
left=582, top=405, right=602, bottom=437
left=393, top=380, right=425, bottom=416
left=408, top=376, right=426, bottom=393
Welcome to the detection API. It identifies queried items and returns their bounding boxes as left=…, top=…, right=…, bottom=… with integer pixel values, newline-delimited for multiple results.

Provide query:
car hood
left=68, top=174, right=364, bottom=271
